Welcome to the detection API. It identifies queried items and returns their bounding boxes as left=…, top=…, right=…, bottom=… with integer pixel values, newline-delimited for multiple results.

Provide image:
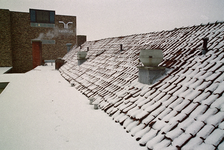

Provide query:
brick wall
left=0, top=9, right=76, bottom=73
left=0, top=9, right=12, bottom=67
left=10, top=11, right=33, bottom=72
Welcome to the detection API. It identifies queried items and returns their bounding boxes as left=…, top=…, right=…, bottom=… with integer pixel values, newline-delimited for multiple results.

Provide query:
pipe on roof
left=202, top=37, right=209, bottom=54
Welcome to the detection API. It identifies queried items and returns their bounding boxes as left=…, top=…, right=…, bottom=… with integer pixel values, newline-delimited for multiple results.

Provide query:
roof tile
left=153, top=139, right=171, bottom=150
left=210, top=95, right=224, bottom=109
left=185, top=121, right=205, bottom=136
left=125, top=121, right=139, bottom=133
left=193, top=92, right=211, bottom=103
left=134, top=125, right=151, bottom=141
left=206, top=71, right=222, bottom=82
left=178, top=118, right=195, bottom=130
left=139, top=128, right=158, bottom=146
left=157, top=108, right=173, bottom=120
left=197, top=108, right=219, bottom=122
left=150, top=105, right=166, bottom=118
left=182, top=137, right=203, bottom=150
left=181, top=102, right=199, bottom=115
left=218, top=142, right=224, bottom=150
left=201, top=94, right=219, bottom=106
left=173, top=99, right=191, bottom=112
left=194, top=143, right=216, bottom=150
left=213, top=81, right=224, bottom=95
left=129, top=123, right=145, bottom=136
left=172, top=133, right=192, bottom=148
left=218, top=121, right=224, bottom=130
left=146, top=133, right=164, bottom=149
left=196, top=81, right=213, bottom=91
left=197, top=124, right=215, bottom=139
left=160, top=122, right=178, bottom=134
left=204, top=128, right=224, bottom=146
left=168, top=97, right=183, bottom=109
left=185, top=90, right=202, bottom=101
left=206, top=111, right=224, bottom=127
left=204, top=82, right=219, bottom=92
left=166, top=127, right=183, bottom=139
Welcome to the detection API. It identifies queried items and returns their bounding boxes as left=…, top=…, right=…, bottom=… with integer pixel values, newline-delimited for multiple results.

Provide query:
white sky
left=1, top=0, right=224, bottom=41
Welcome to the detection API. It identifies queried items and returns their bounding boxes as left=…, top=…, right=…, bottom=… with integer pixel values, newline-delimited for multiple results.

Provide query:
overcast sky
left=1, top=0, right=224, bottom=41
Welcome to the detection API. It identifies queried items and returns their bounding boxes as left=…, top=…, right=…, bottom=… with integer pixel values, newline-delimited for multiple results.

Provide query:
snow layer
left=0, top=65, right=145, bottom=150
left=0, top=67, right=12, bottom=74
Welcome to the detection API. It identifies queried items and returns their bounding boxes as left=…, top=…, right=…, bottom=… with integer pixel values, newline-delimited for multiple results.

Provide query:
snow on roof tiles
left=60, top=22, right=224, bottom=149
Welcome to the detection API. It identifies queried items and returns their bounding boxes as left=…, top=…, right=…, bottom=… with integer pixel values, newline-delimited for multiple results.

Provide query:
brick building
left=0, top=9, right=81, bottom=73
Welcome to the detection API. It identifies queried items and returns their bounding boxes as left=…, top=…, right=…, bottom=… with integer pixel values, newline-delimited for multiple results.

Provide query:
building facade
left=0, top=9, right=77, bottom=73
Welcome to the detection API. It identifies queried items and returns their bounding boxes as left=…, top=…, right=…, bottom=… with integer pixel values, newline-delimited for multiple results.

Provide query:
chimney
left=77, top=35, right=87, bottom=47
left=202, top=37, right=209, bottom=54
left=55, top=57, right=65, bottom=70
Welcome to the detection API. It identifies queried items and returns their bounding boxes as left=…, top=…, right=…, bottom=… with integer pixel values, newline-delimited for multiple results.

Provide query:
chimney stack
left=77, top=35, right=87, bottom=47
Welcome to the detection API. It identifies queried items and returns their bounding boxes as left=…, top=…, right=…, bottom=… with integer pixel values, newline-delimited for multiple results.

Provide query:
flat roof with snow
left=0, top=65, right=143, bottom=150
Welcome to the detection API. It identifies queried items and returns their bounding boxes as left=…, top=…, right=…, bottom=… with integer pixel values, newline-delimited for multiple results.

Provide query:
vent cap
left=139, top=49, right=163, bottom=67
left=77, top=51, right=87, bottom=59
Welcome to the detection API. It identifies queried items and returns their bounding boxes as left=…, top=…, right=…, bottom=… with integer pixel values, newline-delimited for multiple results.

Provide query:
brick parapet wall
left=10, top=11, right=33, bottom=72
left=0, top=9, right=12, bottom=67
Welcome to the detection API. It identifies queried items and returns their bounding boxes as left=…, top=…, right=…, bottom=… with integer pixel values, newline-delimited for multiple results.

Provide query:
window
left=30, top=9, right=55, bottom=24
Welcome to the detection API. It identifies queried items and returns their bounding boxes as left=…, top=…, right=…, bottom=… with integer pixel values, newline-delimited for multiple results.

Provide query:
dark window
left=30, top=9, right=55, bottom=24
left=30, top=9, right=36, bottom=22
left=49, top=12, right=55, bottom=23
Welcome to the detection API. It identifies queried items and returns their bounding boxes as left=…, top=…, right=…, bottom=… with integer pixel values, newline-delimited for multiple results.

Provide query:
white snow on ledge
left=0, top=65, right=145, bottom=150
left=0, top=67, right=12, bottom=74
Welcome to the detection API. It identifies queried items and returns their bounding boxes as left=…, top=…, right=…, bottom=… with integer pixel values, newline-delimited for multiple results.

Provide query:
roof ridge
left=87, top=21, right=224, bottom=42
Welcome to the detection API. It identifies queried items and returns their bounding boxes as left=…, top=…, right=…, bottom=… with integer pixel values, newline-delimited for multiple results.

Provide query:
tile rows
left=60, top=22, right=224, bottom=149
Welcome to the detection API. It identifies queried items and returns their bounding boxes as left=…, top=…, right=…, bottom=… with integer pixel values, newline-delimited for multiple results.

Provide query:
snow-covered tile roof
left=60, top=21, right=224, bottom=149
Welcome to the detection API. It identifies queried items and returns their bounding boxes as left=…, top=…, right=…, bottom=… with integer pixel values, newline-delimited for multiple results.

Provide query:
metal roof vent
left=77, top=51, right=87, bottom=65
left=66, top=43, right=72, bottom=53
left=138, top=49, right=166, bottom=85
left=139, top=49, right=163, bottom=67
left=77, top=51, right=87, bottom=59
